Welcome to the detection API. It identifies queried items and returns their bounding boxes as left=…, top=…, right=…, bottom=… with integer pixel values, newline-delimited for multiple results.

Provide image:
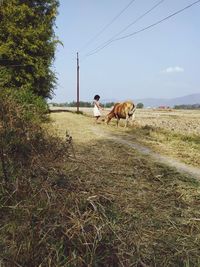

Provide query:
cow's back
left=106, top=100, right=136, bottom=125
left=114, top=101, right=134, bottom=118
left=114, top=103, right=126, bottom=118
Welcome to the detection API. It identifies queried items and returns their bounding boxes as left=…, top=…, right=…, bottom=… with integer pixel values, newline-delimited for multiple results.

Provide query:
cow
left=106, top=101, right=136, bottom=127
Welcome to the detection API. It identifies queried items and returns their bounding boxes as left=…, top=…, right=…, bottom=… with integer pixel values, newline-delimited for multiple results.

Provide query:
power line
left=79, top=0, right=137, bottom=52
left=84, top=0, right=165, bottom=57
left=85, top=0, right=200, bottom=57
left=114, top=0, right=200, bottom=41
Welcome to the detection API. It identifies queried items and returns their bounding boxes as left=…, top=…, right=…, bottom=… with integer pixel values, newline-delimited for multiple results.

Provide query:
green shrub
left=0, top=88, right=49, bottom=124
left=0, top=88, right=65, bottom=182
left=136, top=102, right=144, bottom=109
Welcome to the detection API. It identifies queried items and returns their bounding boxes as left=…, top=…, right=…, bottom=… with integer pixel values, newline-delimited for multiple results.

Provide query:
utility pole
left=76, top=52, right=80, bottom=113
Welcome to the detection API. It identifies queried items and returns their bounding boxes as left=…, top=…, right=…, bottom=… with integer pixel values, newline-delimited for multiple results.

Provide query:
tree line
left=174, top=104, right=200, bottom=110
left=50, top=101, right=145, bottom=108
left=50, top=102, right=200, bottom=110
left=50, top=101, right=117, bottom=108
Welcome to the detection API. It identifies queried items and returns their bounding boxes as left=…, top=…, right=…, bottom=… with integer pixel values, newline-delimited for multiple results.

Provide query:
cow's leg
left=116, top=117, right=120, bottom=127
left=125, top=114, right=129, bottom=127
left=130, top=112, right=136, bottom=126
left=132, top=113, right=135, bottom=121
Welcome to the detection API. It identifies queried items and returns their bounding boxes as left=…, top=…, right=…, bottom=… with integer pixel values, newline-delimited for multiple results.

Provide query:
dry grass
left=64, top=107, right=200, bottom=168
left=125, top=109, right=200, bottom=168
left=129, top=126, right=200, bottom=168
left=49, top=112, right=200, bottom=266
left=136, top=108, right=200, bottom=135
left=78, top=139, right=200, bottom=266
left=1, top=110, right=200, bottom=266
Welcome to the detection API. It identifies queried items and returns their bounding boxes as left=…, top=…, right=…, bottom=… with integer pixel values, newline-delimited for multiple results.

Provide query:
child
left=93, top=94, right=103, bottom=123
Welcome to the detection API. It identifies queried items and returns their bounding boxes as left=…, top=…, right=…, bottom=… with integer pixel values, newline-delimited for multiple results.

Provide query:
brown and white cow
left=106, top=101, right=136, bottom=127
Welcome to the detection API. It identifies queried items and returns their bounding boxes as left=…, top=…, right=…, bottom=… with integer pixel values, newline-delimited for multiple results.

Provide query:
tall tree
left=0, top=0, right=59, bottom=98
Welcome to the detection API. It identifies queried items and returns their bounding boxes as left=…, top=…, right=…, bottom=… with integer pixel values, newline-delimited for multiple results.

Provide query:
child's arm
left=94, top=100, right=104, bottom=110
left=98, top=102, right=104, bottom=110
left=95, top=100, right=101, bottom=109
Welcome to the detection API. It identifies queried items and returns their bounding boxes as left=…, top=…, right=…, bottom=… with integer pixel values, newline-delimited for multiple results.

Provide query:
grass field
left=3, top=106, right=199, bottom=266
left=52, top=107, right=200, bottom=168
left=48, top=110, right=200, bottom=266
left=129, top=108, right=200, bottom=168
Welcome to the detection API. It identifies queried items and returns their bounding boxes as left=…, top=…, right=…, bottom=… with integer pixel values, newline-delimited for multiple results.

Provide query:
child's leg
left=95, top=116, right=100, bottom=123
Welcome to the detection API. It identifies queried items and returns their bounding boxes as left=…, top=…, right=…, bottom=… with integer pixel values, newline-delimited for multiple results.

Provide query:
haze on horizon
left=52, top=0, right=200, bottom=103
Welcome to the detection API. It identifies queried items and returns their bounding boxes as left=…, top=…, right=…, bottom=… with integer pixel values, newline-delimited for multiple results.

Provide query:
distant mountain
left=135, top=93, right=200, bottom=107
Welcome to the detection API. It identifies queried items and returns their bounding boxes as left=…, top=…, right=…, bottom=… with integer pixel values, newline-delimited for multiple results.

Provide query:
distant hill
left=135, top=93, right=200, bottom=107
left=89, top=93, right=200, bottom=108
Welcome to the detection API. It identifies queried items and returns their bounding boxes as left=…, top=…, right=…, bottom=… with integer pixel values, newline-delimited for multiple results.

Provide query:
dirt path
left=91, top=126, right=200, bottom=180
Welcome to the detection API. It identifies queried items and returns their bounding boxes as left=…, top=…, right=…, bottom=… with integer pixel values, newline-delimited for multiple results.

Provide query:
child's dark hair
left=94, top=94, right=100, bottom=100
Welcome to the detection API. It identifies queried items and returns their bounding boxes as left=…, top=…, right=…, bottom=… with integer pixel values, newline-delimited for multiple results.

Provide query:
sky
left=52, top=0, right=200, bottom=103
